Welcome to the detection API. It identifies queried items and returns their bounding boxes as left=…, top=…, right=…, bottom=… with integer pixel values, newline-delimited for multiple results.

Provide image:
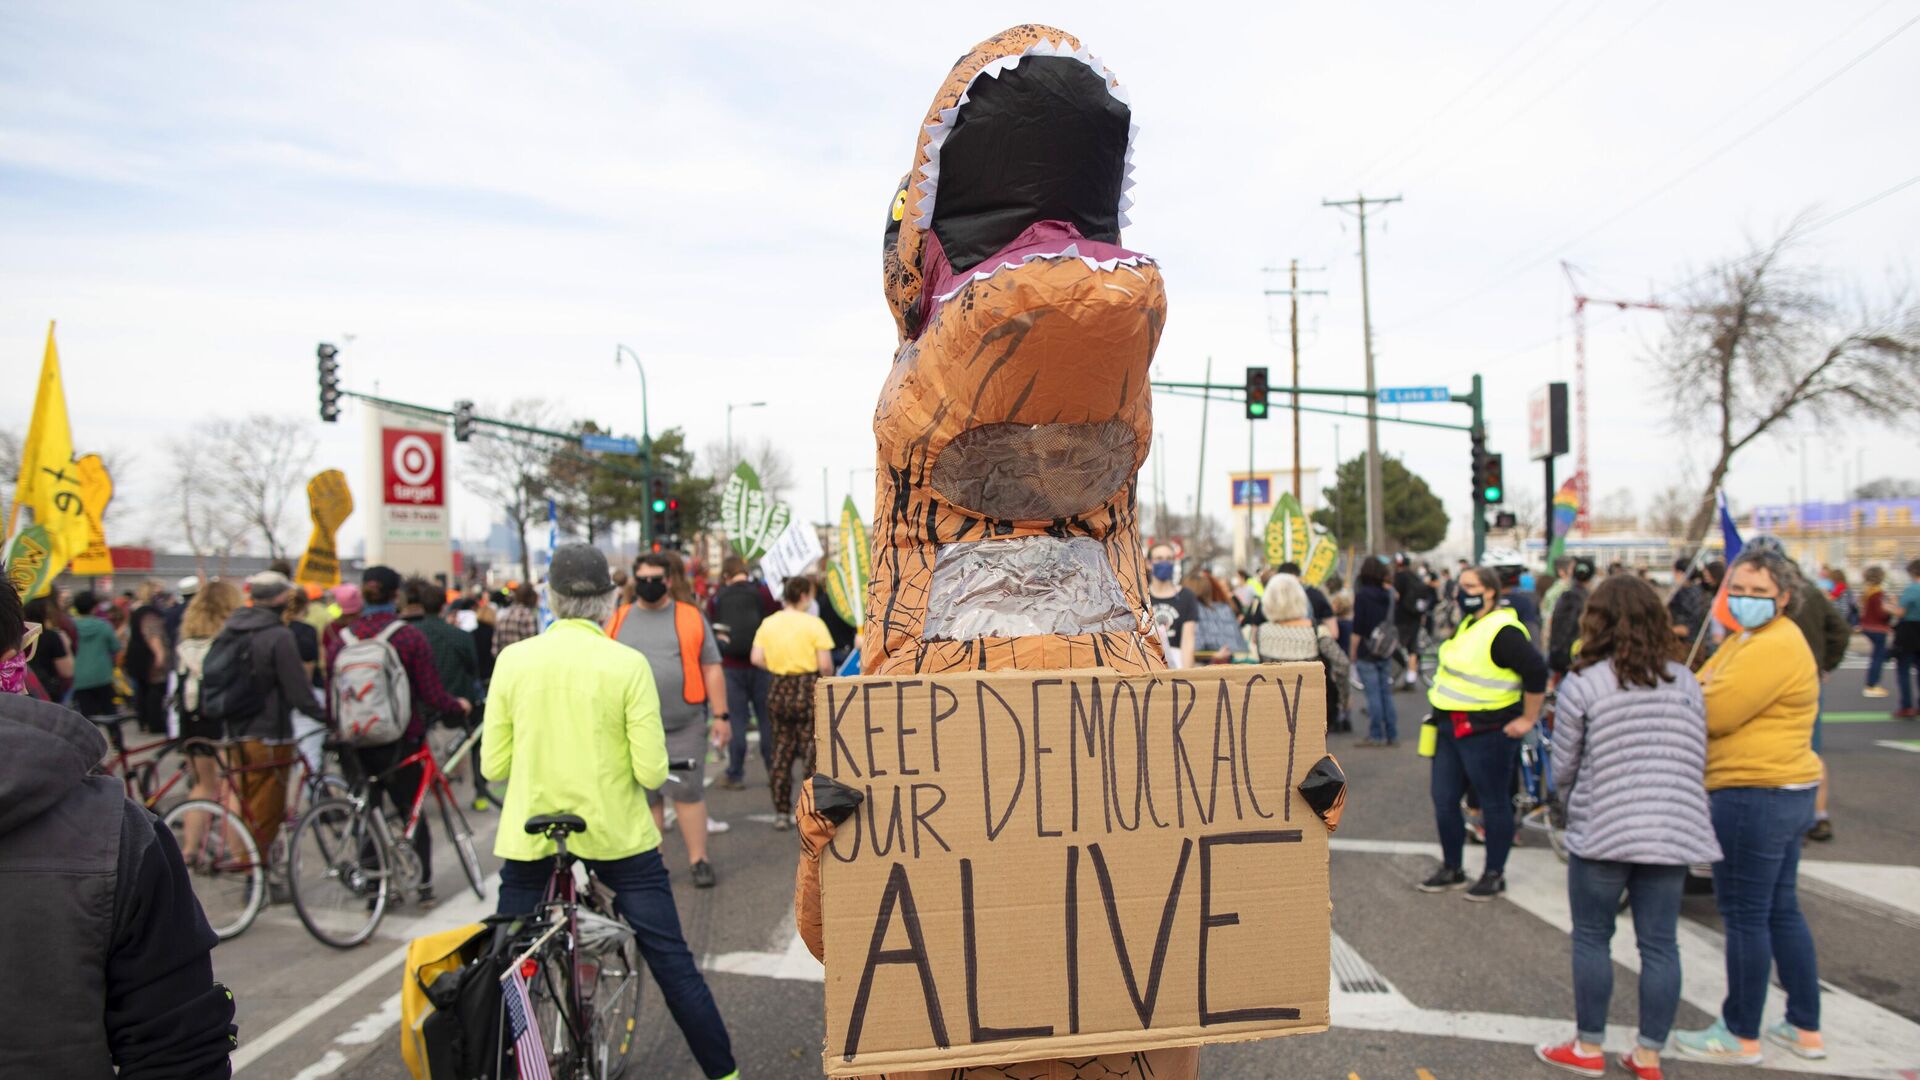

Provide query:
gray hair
left=1729, top=549, right=1804, bottom=617
left=1261, top=574, right=1311, bottom=623
left=548, top=587, right=617, bottom=626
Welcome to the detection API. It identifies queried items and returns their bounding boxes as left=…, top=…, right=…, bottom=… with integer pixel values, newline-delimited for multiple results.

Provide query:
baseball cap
left=549, top=543, right=616, bottom=597
left=247, top=570, right=293, bottom=603
left=1572, top=557, right=1596, bottom=582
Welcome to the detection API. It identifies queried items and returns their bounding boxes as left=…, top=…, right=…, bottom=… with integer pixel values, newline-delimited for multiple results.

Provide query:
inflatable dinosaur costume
left=796, top=24, right=1196, bottom=1079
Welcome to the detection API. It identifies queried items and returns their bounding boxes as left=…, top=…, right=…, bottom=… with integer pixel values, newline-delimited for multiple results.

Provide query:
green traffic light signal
left=1249, top=402, right=1267, bottom=417
left=1484, top=485, right=1502, bottom=502
left=650, top=498, right=668, bottom=513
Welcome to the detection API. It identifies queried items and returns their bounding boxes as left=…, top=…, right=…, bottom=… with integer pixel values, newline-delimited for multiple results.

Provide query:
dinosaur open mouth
left=922, top=535, right=1137, bottom=642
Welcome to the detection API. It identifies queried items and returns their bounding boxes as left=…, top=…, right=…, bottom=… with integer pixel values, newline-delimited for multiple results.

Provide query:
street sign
left=1230, top=474, right=1273, bottom=508
left=580, top=433, right=640, bottom=456
left=1377, top=386, right=1451, bottom=404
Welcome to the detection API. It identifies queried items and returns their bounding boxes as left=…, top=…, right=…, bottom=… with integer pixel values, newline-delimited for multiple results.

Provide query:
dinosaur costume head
left=864, top=25, right=1167, bottom=676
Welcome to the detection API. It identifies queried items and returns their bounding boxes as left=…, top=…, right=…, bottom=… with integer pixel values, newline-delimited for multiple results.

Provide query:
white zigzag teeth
left=930, top=249, right=1156, bottom=302
left=914, top=36, right=1136, bottom=231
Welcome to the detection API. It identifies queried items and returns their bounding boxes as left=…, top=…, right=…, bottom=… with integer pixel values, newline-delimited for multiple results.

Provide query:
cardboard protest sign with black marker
left=813, top=663, right=1336, bottom=1076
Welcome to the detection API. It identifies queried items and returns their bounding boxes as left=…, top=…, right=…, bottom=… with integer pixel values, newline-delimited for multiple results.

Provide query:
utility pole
left=1324, top=193, right=1400, bottom=553
left=1263, top=262, right=1326, bottom=501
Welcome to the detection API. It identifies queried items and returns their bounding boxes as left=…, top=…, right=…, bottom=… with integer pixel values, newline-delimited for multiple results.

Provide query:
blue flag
left=1717, top=490, right=1742, bottom=563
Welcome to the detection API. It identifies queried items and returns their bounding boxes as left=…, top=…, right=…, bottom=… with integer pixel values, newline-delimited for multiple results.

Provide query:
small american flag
left=503, top=964, right=552, bottom=1080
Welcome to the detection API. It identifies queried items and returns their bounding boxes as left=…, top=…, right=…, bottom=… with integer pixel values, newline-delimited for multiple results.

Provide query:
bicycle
left=286, top=736, right=486, bottom=948
left=1459, top=693, right=1568, bottom=863
left=503, top=813, right=645, bottom=1080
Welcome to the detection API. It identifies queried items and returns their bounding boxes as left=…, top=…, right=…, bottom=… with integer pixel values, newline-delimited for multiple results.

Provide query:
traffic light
left=1475, top=451, right=1505, bottom=505
left=1470, top=431, right=1487, bottom=506
left=1244, top=366, right=1270, bottom=420
left=664, top=496, right=681, bottom=541
left=317, top=343, right=341, bottom=422
left=452, top=400, right=474, bottom=442
left=648, top=476, right=670, bottom=540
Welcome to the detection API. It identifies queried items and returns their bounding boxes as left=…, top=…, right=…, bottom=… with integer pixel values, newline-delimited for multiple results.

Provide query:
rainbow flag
left=1546, top=476, right=1581, bottom=564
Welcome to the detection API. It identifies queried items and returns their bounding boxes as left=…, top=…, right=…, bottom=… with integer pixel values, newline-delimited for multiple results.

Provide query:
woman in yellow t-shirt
left=751, top=575, right=835, bottom=829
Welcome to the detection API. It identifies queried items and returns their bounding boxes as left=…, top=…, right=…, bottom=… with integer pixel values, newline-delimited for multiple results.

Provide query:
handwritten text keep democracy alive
left=821, top=671, right=1313, bottom=861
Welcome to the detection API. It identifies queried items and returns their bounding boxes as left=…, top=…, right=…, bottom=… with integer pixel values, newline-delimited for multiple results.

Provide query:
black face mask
left=635, top=578, right=669, bottom=604
left=1458, top=592, right=1487, bottom=615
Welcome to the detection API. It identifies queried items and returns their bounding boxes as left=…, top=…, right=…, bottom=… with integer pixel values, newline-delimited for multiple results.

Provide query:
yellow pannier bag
left=400, top=923, right=487, bottom=1080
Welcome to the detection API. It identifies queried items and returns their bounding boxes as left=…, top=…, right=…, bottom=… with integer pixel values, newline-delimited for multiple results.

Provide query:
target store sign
left=382, top=429, right=445, bottom=506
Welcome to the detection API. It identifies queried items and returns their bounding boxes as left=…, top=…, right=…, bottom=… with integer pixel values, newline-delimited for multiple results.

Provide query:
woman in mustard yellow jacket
left=1674, top=549, right=1825, bottom=1067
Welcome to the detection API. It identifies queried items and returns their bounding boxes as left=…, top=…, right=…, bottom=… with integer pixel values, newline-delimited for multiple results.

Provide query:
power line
left=1388, top=7, right=1920, bottom=331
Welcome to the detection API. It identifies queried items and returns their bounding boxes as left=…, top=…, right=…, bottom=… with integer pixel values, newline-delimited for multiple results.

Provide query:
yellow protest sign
left=295, top=469, right=354, bottom=587
left=5, top=324, right=93, bottom=589
left=69, top=454, right=115, bottom=575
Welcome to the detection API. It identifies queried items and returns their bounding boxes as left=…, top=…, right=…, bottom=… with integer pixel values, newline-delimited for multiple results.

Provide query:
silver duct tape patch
left=922, top=535, right=1136, bottom=642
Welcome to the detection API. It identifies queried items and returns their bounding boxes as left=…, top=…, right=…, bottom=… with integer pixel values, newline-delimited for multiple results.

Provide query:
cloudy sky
left=4, top=1, right=1915, bottom=556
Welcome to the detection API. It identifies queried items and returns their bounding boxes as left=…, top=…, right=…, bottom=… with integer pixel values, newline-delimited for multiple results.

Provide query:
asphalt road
left=221, top=656, right=1920, bottom=1080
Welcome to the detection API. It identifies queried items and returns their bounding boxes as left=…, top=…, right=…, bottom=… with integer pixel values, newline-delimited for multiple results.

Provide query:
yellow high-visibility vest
left=1427, top=607, right=1527, bottom=712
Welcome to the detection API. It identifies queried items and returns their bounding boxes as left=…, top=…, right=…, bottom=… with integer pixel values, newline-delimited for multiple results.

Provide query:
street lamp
left=612, top=344, right=651, bottom=454
left=726, top=401, right=767, bottom=463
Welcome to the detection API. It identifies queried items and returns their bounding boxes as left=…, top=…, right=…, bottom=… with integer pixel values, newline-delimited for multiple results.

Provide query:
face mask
left=635, top=578, right=670, bottom=604
left=1816, top=578, right=1833, bottom=592
left=0, top=653, right=25, bottom=695
left=1458, top=593, right=1487, bottom=615
left=1151, top=561, right=1175, bottom=582
left=1728, top=594, right=1776, bottom=629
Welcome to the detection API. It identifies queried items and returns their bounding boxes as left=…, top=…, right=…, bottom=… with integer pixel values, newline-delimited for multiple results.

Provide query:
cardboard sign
left=761, top=518, right=825, bottom=596
left=382, top=428, right=445, bottom=506
left=68, top=454, right=115, bottom=575
left=814, top=663, right=1330, bottom=1075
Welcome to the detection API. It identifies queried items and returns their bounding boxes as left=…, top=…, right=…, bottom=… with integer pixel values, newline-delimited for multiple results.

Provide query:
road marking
left=1823, top=712, right=1900, bottom=723
left=232, top=885, right=493, bottom=1074
left=287, top=1049, right=346, bottom=1080
left=704, top=914, right=825, bottom=983
left=1800, top=859, right=1920, bottom=927
left=1876, top=739, right=1920, bottom=753
left=1416, top=1069, right=1439, bottom=1080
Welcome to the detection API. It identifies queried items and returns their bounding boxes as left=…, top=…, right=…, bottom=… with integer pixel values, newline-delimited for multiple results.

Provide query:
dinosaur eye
left=891, top=189, right=908, bottom=222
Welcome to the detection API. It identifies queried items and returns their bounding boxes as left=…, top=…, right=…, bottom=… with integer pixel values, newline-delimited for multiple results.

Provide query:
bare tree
left=702, top=437, right=796, bottom=503
left=167, top=434, right=251, bottom=574
left=460, top=400, right=561, bottom=583
left=1642, top=484, right=1694, bottom=539
left=1854, top=476, right=1920, bottom=499
left=0, top=427, right=19, bottom=526
left=1652, top=228, right=1920, bottom=544
left=177, top=415, right=317, bottom=560
left=1594, top=487, right=1637, bottom=530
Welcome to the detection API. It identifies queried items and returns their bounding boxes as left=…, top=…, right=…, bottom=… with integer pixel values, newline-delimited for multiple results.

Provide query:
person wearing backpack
left=706, top=555, right=778, bottom=791
left=326, top=566, right=471, bottom=907
left=200, top=571, right=326, bottom=865
left=1352, top=556, right=1400, bottom=747
left=173, top=581, right=244, bottom=859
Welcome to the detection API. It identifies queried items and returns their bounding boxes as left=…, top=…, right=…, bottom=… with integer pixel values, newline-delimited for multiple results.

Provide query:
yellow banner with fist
left=295, top=469, right=354, bottom=588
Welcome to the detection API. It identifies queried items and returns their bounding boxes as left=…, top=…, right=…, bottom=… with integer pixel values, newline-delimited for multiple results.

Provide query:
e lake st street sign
left=1376, top=386, right=1451, bottom=405
left=580, top=434, right=641, bottom=456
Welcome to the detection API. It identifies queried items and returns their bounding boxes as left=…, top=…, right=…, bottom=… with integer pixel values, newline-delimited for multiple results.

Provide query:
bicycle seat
left=524, top=813, right=588, bottom=837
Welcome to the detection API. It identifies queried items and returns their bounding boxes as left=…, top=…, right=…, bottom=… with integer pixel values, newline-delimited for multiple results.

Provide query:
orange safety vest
left=606, top=600, right=708, bottom=705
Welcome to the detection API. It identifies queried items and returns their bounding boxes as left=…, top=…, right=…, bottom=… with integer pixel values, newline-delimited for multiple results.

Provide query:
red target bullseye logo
left=382, top=429, right=445, bottom=506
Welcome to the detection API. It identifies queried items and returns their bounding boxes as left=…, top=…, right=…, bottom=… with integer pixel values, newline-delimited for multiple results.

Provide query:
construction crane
left=1561, top=261, right=1670, bottom=536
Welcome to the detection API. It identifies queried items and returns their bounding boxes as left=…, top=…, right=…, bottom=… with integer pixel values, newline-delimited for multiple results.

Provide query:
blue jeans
left=723, top=665, right=773, bottom=781
left=1568, top=856, right=1686, bottom=1049
left=1709, top=787, right=1820, bottom=1039
left=1897, top=648, right=1920, bottom=711
left=1356, top=656, right=1398, bottom=742
left=1863, top=630, right=1888, bottom=688
left=499, top=849, right=736, bottom=1078
left=1431, top=725, right=1520, bottom=874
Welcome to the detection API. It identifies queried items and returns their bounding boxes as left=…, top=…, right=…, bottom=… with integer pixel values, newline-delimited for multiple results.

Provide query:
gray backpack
left=331, top=622, right=412, bottom=747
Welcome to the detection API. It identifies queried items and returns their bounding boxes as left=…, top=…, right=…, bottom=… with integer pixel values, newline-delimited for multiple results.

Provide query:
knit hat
left=247, top=570, right=293, bottom=604
left=333, top=583, right=363, bottom=615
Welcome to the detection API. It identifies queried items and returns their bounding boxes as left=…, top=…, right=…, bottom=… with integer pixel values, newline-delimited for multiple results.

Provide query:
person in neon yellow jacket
left=1416, top=566, right=1549, bottom=901
left=482, top=543, right=738, bottom=1080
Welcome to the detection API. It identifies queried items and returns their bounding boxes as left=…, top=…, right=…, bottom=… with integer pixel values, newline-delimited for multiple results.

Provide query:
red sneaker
left=1534, top=1040, right=1606, bottom=1077
left=1617, top=1050, right=1664, bottom=1079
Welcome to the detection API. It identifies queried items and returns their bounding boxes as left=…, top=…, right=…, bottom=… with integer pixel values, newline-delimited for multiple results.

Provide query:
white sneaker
left=707, top=817, right=731, bottom=834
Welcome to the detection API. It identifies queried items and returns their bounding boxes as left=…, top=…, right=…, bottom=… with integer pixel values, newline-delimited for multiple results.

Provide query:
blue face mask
left=1816, top=578, right=1833, bottom=592
left=1727, top=594, right=1777, bottom=630
left=1151, top=561, right=1175, bottom=582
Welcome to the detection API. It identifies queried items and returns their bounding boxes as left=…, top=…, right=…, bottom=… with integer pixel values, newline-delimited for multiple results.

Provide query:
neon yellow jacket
left=483, top=618, right=669, bottom=862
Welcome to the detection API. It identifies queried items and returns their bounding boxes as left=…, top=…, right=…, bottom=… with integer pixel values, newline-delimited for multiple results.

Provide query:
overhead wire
left=1386, top=4, right=1920, bottom=331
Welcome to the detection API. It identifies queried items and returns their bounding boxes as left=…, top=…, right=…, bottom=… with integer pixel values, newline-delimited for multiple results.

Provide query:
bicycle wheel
left=580, top=907, right=643, bottom=1078
left=289, top=798, right=389, bottom=948
left=525, top=947, right=587, bottom=1078
left=163, top=799, right=265, bottom=940
left=436, top=784, right=486, bottom=900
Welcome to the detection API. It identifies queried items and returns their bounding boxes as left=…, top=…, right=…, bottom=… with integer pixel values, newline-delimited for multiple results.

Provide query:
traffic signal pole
left=1459, top=374, right=1487, bottom=564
